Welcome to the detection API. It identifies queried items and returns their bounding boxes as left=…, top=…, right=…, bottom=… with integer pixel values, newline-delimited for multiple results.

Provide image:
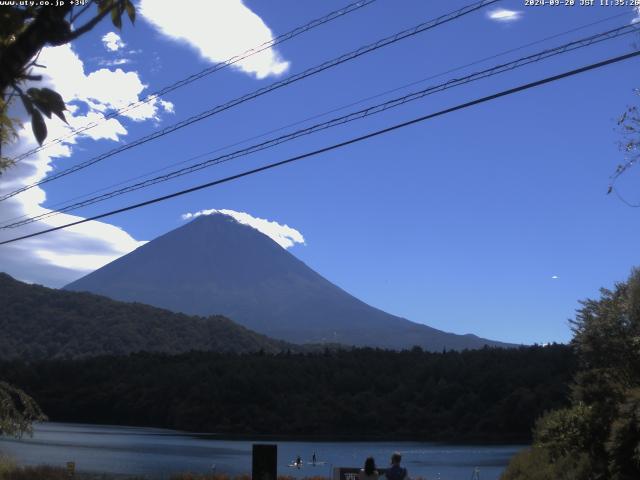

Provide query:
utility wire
left=0, top=0, right=500, bottom=203
left=612, top=186, right=640, bottom=207
left=1, top=9, right=626, bottom=229
left=1, top=49, right=638, bottom=246
left=7, top=0, right=378, bottom=164
left=3, top=22, right=637, bottom=229
left=1, top=11, right=626, bottom=229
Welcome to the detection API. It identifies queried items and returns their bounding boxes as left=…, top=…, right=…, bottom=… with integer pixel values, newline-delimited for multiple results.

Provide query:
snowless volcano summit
left=66, top=213, right=512, bottom=350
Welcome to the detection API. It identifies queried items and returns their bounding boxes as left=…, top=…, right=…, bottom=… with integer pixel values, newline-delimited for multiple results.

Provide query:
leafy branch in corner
left=0, top=381, right=47, bottom=438
left=0, top=0, right=136, bottom=170
left=13, top=84, right=67, bottom=146
left=608, top=89, right=640, bottom=202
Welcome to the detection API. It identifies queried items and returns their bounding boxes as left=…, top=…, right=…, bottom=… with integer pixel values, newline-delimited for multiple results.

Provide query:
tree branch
left=68, top=1, right=97, bottom=25
left=62, top=5, right=114, bottom=43
left=0, top=5, right=73, bottom=94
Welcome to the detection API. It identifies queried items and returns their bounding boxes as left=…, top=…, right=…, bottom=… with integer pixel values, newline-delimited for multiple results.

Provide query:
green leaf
left=28, top=89, right=52, bottom=119
left=125, top=0, right=135, bottom=24
left=52, top=109, right=67, bottom=124
left=20, top=93, right=34, bottom=115
left=33, top=100, right=52, bottom=118
left=31, top=109, right=47, bottom=145
left=111, top=3, right=123, bottom=29
left=0, top=7, right=28, bottom=38
left=40, top=88, right=67, bottom=122
left=27, top=87, right=68, bottom=123
left=96, top=0, right=113, bottom=13
left=48, top=19, right=72, bottom=46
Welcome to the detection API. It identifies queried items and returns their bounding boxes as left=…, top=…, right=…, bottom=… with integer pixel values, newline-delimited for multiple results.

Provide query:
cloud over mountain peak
left=181, top=208, right=304, bottom=249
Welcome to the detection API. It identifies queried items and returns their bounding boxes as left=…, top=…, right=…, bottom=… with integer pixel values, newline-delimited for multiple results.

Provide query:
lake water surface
left=0, top=423, right=525, bottom=480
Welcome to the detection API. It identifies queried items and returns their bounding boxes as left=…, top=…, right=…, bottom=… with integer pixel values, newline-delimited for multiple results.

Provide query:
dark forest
left=1, top=345, right=574, bottom=442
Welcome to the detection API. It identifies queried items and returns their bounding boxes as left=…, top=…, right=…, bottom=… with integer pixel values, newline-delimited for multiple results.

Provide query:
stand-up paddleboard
left=307, top=461, right=327, bottom=466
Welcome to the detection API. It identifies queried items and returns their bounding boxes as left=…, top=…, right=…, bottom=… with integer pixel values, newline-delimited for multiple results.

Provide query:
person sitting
left=360, top=457, right=379, bottom=480
left=384, top=452, right=408, bottom=480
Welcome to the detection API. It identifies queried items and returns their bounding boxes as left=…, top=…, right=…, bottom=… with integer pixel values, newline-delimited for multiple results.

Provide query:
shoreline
left=2, top=425, right=522, bottom=480
left=37, top=420, right=530, bottom=445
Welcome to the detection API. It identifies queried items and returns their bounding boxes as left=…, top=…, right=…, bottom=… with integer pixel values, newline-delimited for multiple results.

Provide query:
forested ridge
left=0, top=273, right=291, bottom=359
left=1, top=345, right=574, bottom=442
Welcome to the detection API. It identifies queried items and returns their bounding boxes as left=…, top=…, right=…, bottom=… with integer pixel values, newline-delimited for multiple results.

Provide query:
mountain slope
left=0, top=273, right=290, bottom=360
left=65, top=213, right=514, bottom=350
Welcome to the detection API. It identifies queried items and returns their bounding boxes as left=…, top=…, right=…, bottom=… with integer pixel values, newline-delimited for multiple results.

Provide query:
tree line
left=0, top=344, right=574, bottom=442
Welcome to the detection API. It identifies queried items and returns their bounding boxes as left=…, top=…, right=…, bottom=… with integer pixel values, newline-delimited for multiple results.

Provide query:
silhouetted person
left=312, top=452, right=317, bottom=465
left=360, top=457, right=379, bottom=480
left=385, top=452, right=407, bottom=480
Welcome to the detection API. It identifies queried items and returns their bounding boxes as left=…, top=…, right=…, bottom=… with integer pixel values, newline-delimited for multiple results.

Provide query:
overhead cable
left=3, top=22, right=637, bottom=229
left=3, top=8, right=625, bottom=229
left=1, top=49, right=637, bottom=246
left=7, top=0, right=378, bottom=164
left=0, top=0, right=499, bottom=202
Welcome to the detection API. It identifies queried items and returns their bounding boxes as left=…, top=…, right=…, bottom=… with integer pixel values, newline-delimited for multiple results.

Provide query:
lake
left=0, top=423, right=525, bottom=480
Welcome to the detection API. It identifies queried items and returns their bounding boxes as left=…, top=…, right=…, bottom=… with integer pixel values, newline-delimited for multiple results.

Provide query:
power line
left=1, top=9, right=625, bottom=229
left=1, top=12, right=624, bottom=230
left=7, top=0, right=378, bottom=164
left=1, top=49, right=637, bottom=246
left=611, top=186, right=640, bottom=208
left=323, top=10, right=633, bottom=115
left=4, top=22, right=637, bottom=229
left=0, top=0, right=500, bottom=203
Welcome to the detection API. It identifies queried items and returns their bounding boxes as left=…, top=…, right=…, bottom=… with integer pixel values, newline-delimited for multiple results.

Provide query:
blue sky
left=1, top=0, right=639, bottom=344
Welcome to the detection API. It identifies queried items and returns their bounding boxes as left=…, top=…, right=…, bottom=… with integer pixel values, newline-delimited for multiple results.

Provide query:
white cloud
left=0, top=42, right=179, bottom=287
left=159, top=99, right=175, bottom=114
left=551, top=275, right=559, bottom=280
left=102, top=32, right=125, bottom=52
left=99, top=58, right=131, bottom=67
left=181, top=208, right=304, bottom=249
left=38, top=44, right=173, bottom=123
left=487, top=9, right=523, bottom=22
left=0, top=135, right=146, bottom=287
left=634, top=7, right=640, bottom=23
left=139, top=0, right=289, bottom=79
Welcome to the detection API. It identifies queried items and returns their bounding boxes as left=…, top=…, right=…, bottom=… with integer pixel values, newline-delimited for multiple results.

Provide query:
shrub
left=500, top=447, right=591, bottom=480
left=0, top=455, right=16, bottom=479
left=2, top=465, right=68, bottom=480
left=606, top=388, right=640, bottom=480
left=533, top=403, right=595, bottom=457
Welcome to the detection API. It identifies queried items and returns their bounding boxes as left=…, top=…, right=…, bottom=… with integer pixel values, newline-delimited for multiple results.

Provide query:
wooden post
left=252, top=444, right=277, bottom=480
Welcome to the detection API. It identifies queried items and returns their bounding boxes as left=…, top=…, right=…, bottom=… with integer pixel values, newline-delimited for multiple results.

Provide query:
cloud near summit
left=139, top=0, right=289, bottom=79
left=182, top=209, right=305, bottom=249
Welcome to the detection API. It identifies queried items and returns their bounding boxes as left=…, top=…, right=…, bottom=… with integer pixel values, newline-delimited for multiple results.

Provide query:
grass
left=0, top=455, right=16, bottom=479
left=0, top=463, right=330, bottom=480
left=0, top=463, right=148, bottom=480
left=0, top=453, right=334, bottom=480
left=169, top=475, right=327, bottom=480
left=1, top=465, right=70, bottom=480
